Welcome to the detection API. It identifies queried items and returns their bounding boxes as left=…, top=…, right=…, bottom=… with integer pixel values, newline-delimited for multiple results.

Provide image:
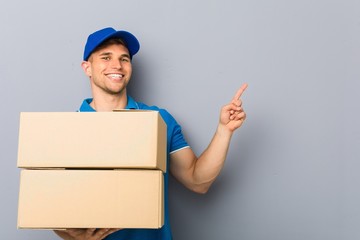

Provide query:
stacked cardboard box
left=17, top=111, right=166, bottom=229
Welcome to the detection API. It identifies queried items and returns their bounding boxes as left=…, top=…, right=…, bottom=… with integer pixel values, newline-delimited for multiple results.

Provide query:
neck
left=90, top=91, right=128, bottom=112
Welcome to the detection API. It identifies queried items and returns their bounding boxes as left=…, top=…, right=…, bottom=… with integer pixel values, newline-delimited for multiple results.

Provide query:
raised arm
left=170, top=84, right=248, bottom=193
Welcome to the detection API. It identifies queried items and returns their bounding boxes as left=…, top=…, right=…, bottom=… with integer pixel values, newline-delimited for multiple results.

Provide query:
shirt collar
left=79, top=96, right=139, bottom=112
left=79, top=98, right=95, bottom=112
left=126, top=96, right=139, bottom=109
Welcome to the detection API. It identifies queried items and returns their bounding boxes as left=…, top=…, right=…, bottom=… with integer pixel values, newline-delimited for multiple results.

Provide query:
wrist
left=216, top=124, right=233, bottom=139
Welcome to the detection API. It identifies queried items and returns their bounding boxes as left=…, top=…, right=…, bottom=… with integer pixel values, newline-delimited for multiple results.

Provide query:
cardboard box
left=17, top=111, right=167, bottom=172
left=18, top=169, right=164, bottom=229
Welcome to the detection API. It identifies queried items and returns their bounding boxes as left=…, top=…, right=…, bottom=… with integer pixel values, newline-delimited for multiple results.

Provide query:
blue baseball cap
left=83, top=27, right=140, bottom=61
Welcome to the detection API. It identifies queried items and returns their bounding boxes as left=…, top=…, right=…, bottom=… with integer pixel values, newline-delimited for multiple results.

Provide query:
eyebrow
left=99, top=52, right=130, bottom=58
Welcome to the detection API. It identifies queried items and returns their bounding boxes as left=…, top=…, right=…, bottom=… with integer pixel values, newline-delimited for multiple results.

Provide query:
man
left=55, top=27, right=247, bottom=240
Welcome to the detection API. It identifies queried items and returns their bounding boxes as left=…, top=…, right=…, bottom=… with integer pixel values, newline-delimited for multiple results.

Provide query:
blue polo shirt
left=79, top=96, right=189, bottom=240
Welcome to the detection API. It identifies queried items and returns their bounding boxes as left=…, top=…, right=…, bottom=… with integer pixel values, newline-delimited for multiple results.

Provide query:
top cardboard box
left=17, top=111, right=167, bottom=172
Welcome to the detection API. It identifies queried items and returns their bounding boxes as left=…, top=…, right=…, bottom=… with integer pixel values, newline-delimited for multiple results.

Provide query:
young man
left=55, top=27, right=247, bottom=240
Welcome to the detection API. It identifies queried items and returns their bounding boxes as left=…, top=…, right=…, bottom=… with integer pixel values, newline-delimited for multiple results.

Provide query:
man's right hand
left=54, top=228, right=121, bottom=240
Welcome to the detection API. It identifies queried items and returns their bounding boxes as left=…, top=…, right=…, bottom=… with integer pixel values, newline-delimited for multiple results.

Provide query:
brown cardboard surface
left=18, top=169, right=164, bottom=229
left=17, top=111, right=166, bottom=172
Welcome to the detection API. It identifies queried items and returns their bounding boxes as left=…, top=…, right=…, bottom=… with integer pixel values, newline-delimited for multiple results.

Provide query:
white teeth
left=108, top=74, right=123, bottom=79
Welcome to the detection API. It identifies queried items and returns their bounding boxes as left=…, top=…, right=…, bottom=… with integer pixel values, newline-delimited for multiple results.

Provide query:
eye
left=102, top=56, right=111, bottom=61
left=121, top=57, right=130, bottom=62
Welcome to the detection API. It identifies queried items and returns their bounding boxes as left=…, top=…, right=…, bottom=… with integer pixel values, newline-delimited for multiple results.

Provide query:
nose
left=111, top=59, right=122, bottom=69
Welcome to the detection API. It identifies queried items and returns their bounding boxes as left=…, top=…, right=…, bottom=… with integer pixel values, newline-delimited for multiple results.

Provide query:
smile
left=106, top=73, right=124, bottom=79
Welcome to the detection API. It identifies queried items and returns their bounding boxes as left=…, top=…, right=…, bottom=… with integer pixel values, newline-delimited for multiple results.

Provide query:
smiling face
left=82, top=41, right=132, bottom=97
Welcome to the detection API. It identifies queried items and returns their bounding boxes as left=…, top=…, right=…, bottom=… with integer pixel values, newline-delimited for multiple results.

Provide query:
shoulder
left=135, top=100, right=189, bottom=152
left=137, top=102, right=177, bottom=125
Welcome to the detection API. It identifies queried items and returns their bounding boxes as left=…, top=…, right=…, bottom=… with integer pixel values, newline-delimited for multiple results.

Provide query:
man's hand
left=219, top=83, right=248, bottom=132
left=54, top=228, right=120, bottom=240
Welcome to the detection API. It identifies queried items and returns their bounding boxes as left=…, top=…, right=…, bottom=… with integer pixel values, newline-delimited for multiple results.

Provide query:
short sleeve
left=158, top=109, right=189, bottom=154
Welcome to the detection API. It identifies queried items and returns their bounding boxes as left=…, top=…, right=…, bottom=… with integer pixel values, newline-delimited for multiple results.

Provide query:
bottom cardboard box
left=18, top=169, right=163, bottom=229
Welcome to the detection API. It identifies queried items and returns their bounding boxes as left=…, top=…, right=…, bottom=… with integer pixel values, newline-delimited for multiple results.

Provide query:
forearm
left=192, top=124, right=233, bottom=192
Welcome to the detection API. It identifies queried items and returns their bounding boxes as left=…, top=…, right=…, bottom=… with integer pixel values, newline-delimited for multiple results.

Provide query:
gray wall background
left=1, top=0, right=359, bottom=239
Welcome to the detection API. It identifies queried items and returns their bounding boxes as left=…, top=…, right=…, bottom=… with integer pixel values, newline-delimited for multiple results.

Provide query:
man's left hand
left=219, top=83, right=248, bottom=132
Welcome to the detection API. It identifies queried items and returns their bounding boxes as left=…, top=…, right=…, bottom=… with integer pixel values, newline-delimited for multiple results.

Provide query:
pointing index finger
left=233, top=83, right=248, bottom=100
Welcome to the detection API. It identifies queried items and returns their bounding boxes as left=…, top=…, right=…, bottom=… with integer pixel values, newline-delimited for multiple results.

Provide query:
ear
left=81, top=61, right=92, bottom=77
